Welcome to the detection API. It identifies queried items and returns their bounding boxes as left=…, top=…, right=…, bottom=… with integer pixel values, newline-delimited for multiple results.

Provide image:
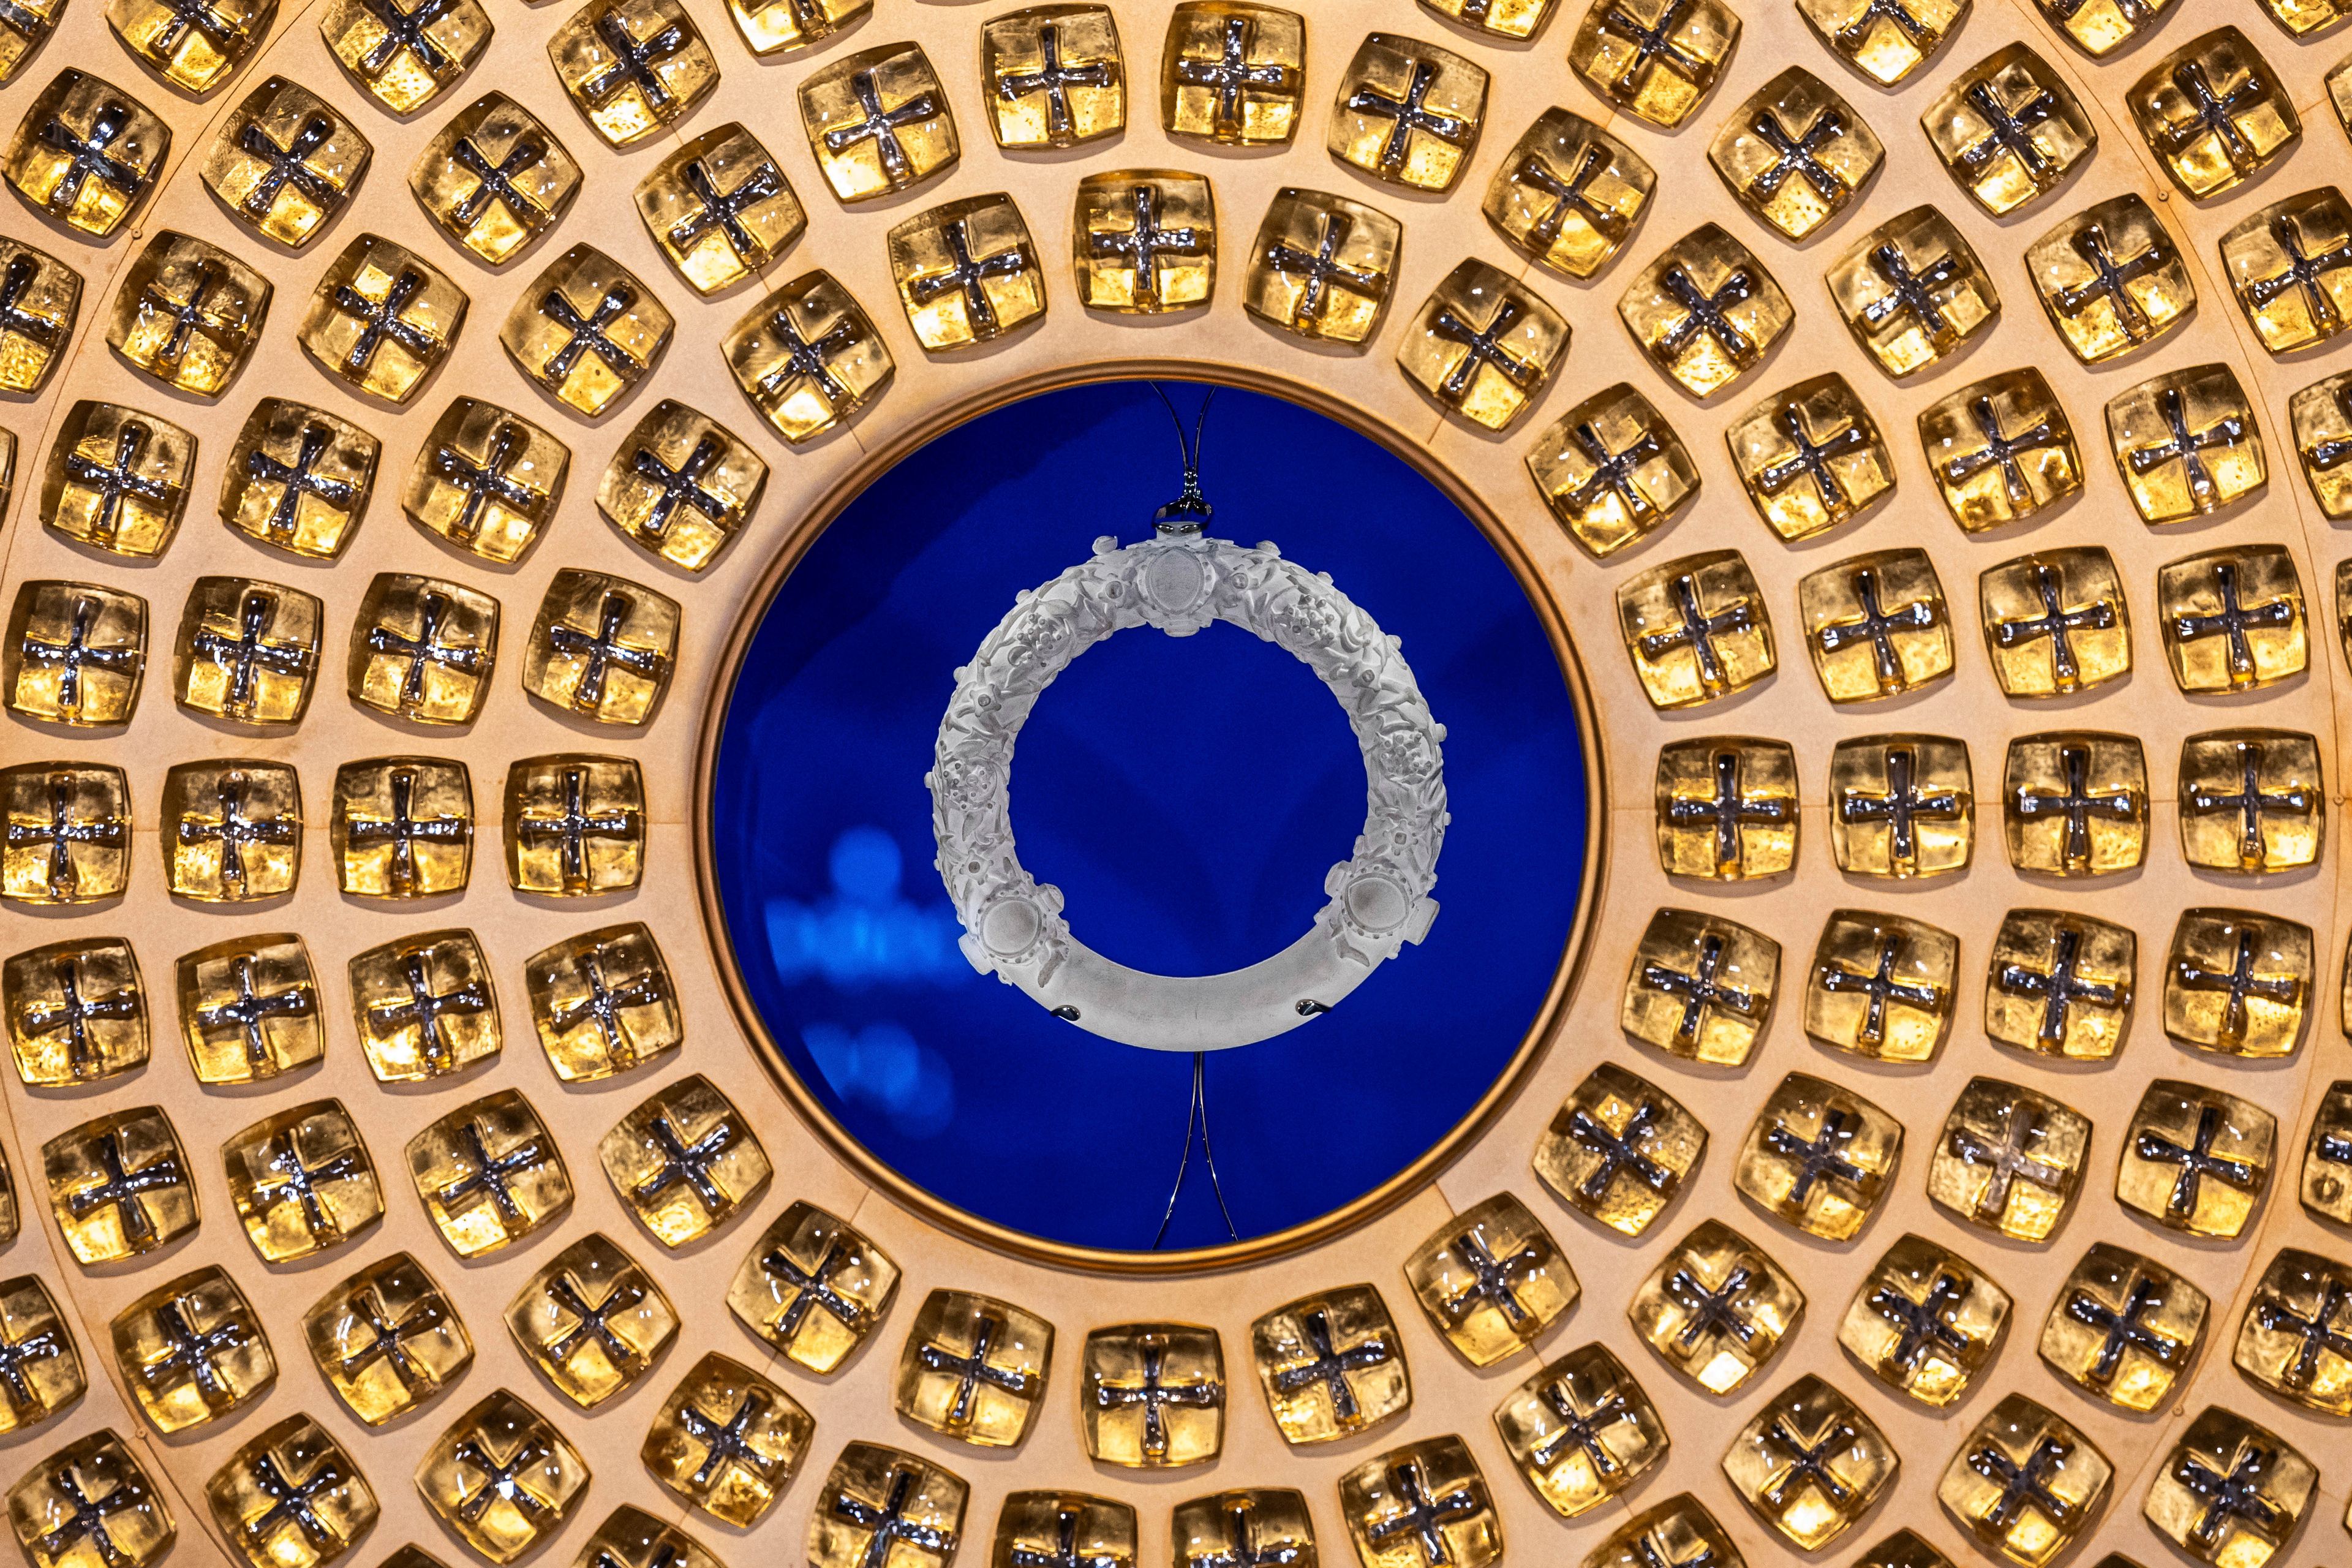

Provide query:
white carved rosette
left=930, top=533, right=1448, bottom=1051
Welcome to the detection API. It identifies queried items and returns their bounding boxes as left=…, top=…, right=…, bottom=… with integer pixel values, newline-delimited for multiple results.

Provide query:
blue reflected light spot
left=803, top=1020, right=957, bottom=1138
left=764, top=824, right=974, bottom=989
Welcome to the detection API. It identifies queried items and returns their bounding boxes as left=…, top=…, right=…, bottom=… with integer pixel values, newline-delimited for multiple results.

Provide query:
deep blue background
left=711, top=381, right=1588, bottom=1251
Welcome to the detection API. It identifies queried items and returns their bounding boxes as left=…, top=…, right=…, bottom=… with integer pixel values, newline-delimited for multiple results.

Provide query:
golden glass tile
left=111, top=1267, right=271, bottom=1434
left=202, top=78, right=367, bottom=251
left=984, top=6, right=1124, bottom=148
left=6, top=70, right=168, bottom=237
left=505, top=1231, right=677, bottom=1408
left=2127, top=28, right=2297, bottom=200
left=222, top=1100, right=379, bottom=1264
left=2166, top=908, right=2310, bottom=1058
left=1161, top=2, right=1302, bottom=145
left=728, top=0, right=865, bottom=54
left=41, top=1107, right=192, bottom=1264
left=1621, top=907, right=1776, bottom=1066
left=595, top=402, right=763, bottom=573
left=549, top=0, right=716, bottom=147
left=1654, top=737, right=1795, bottom=881
left=412, top=93, right=581, bottom=268
left=1830, top=208, right=1998, bottom=378
left=2, top=764, right=128, bottom=905
left=1340, top=1436, right=1499, bottom=1568
left=221, top=401, right=377, bottom=560
left=1719, top=1373, right=1893, bottom=1550
left=1423, top=0, right=1551, bottom=37
left=1248, top=187, right=1400, bottom=344
left=331, top=756, right=472, bottom=899
left=7, top=1431, right=175, bottom=1568
left=2290, top=369, right=2352, bottom=517
left=578, top=1509, right=723, bottom=1568
left=1830, top=734, right=1973, bottom=879
left=0, top=1276, right=80, bottom=1435
left=600, top=1072, right=769, bottom=1248
left=1074, top=170, right=1215, bottom=315
left=635, top=127, right=801, bottom=298
left=1796, top=0, right=1960, bottom=85
left=2026, top=194, right=2190, bottom=366
left=173, top=579, right=319, bottom=726
left=417, top=1390, right=588, bottom=1564
left=1799, top=550, right=1948, bottom=701
left=1982, top=552, right=2127, bottom=699
left=502, top=244, right=671, bottom=419
left=2117, top=1080, right=2272, bottom=1240
left=1617, top=225, right=1789, bottom=398
left=2237, top=1249, right=2352, bottom=1414
left=993, top=1493, right=1137, bottom=1568
left=1403, top=1193, right=1575, bottom=1368
left=160, top=760, right=298, bottom=903
left=2302, top=1082, right=2352, bottom=1222
left=1928, top=1077, right=2089, bottom=1243
left=0, top=0, right=61, bottom=85
left=321, top=0, right=490, bottom=113
left=1804, top=909, right=1956, bottom=1063
left=303, top=1251, right=470, bottom=1427
left=1080, top=1322, right=1224, bottom=1467
left=1724, top=376, right=1888, bottom=542
left=1735, top=1072, right=1900, bottom=1242
left=1487, top=115, right=1650, bottom=288
left=1838, top=1233, right=2008, bottom=1407
left=1398, top=261, right=1564, bottom=432
left=896, top=1287, right=1052, bottom=1446
left=2222, top=188, right=2352, bottom=356
left=1921, top=45, right=2093, bottom=218
left=725, top=270, right=895, bottom=444
left=1570, top=0, right=1737, bottom=127
left=1709, top=68, right=1879, bottom=242
left=1628, top=1219, right=1800, bottom=1395
left=41, top=400, right=192, bottom=558
left=406, top=1088, right=572, bottom=1258
left=1616, top=552, right=1771, bottom=710
left=4, top=938, right=146, bottom=1085
left=1583, top=1497, right=1736, bottom=1568
left=105, top=232, right=266, bottom=398
left=809, top=1443, right=966, bottom=1568
left=1525, top=386, right=1693, bottom=560
left=2035, top=0, right=2171, bottom=56
left=349, top=930, right=499, bottom=1083
left=728, top=1200, right=902, bottom=1373
left=6, top=582, right=144, bottom=726
left=524, top=922, right=679, bottom=1082
left=2179, top=728, right=2321, bottom=875
left=1533, top=1063, right=1703, bottom=1236
left=349, top=573, right=497, bottom=724
left=1251, top=1284, right=1408, bottom=1444
left=0, top=238, right=80, bottom=394
left=2145, top=1408, right=2313, bottom=1568
left=1174, top=1492, right=1316, bottom=1568
left=526, top=577, right=677, bottom=729
left=300, top=234, right=466, bottom=404
left=105, top=0, right=269, bottom=94
left=644, top=1351, right=812, bottom=1526
left=1329, top=34, right=1485, bottom=192
left=1920, top=372, right=2080, bottom=531
left=1937, top=1395, right=2110, bottom=1568
left=1984, top=908, right=2135, bottom=1060
left=802, top=44, right=957, bottom=202
left=2158, top=545, right=2300, bottom=692
left=1492, top=1345, right=1664, bottom=1519
left=2266, top=0, right=2350, bottom=34
left=175, top=934, right=320, bottom=1085
left=889, top=194, right=1045, bottom=350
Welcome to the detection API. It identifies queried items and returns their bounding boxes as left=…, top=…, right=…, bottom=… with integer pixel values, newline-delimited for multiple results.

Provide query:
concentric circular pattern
left=2, top=0, right=2352, bottom=1563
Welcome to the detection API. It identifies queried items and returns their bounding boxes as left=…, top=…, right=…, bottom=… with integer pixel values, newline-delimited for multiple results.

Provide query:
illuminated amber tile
left=0, top=0, right=61, bottom=85
left=1080, top=1323, right=1223, bottom=1468
left=802, top=44, right=956, bottom=202
left=4, top=938, right=146, bottom=1085
left=417, top=1391, right=587, bottom=1564
left=42, top=1107, right=192, bottom=1264
left=221, top=401, right=376, bottom=560
left=2290, top=371, right=2352, bottom=518
left=725, top=271, right=894, bottom=445
left=1621, top=908, right=1775, bottom=1068
left=645, top=1352, right=810, bottom=1526
left=600, top=1074, right=767, bottom=1248
left=331, top=756, right=472, bottom=899
left=1928, top=1077, right=2088, bottom=1243
left=1570, top=0, right=1736, bottom=127
left=728, top=0, right=863, bottom=53
left=0, top=239, right=79, bottom=394
left=1725, top=375, right=1887, bottom=542
left=1340, top=1436, right=1498, bottom=1568
left=1525, top=386, right=1692, bottom=560
left=2178, top=728, right=2321, bottom=875
left=1720, top=1374, right=1893, bottom=1550
left=1655, top=737, right=1795, bottom=881
left=1075, top=170, right=1214, bottom=315
left=637, top=126, right=801, bottom=297
left=1618, top=225, right=1789, bottom=398
left=174, top=578, right=319, bottom=726
left=222, top=1101, right=377, bottom=1264
left=2303, top=1083, right=2352, bottom=1222
left=1938, top=1395, right=2110, bottom=1567
left=349, top=574, right=497, bottom=724
left=407, top=1089, right=572, bottom=1258
left=161, top=761, right=298, bottom=903
left=2146, top=1409, right=2313, bottom=1568
left=2166, top=908, right=2310, bottom=1058
left=1486, top=111, right=1651, bottom=281
left=1251, top=1284, right=1408, bottom=1444
left=1709, top=68, right=1878, bottom=243
left=729, top=1201, right=901, bottom=1373
left=549, top=0, right=715, bottom=147
left=349, top=930, right=498, bottom=1083
left=993, top=1493, right=1136, bottom=1568
left=1329, top=35, right=1485, bottom=192
left=2027, top=195, right=2191, bottom=367
left=1174, top=1492, right=1314, bottom=1568
left=1492, top=1345, right=1664, bottom=1518
left=2128, top=29, right=2297, bottom=200
left=2264, top=0, right=2350, bottom=34
left=1533, top=1063, right=1704, bottom=1235
left=1161, top=2, right=1302, bottom=144
left=505, top=1232, right=676, bottom=1408
left=111, top=1267, right=271, bottom=1434
left=1838, top=1234, right=2007, bottom=1407
left=303, top=1251, right=469, bottom=1426
left=2036, top=0, right=2171, bottom=55
left=321, top=0, right=489, bottom=113
left=6, top=70, right=168, bottom=237
left=896, top=1288, right=1052, bottom=1446
left=984, top=6, right=1123, bottom=147
left=1585, top=1498, right=1736, bottom=1568
left=1830, top=734, right=1973, bottom=880
left=1248, top=188, right=1398, bottom=344
left=1920, top=371, right=2079, bottom=532
left=1830, top=207, right=1997, bottom=378
left=1629, top=1220, right=1799, bottom=1395
left=1735, top=1072, right=1899, bottom=1242
left=106, top=232, right=267, bottom=398
left=525, top=924, right=677, bottom=1082
left=1985, top=908, right=2135, bottom=1060
left=810, top=1444, right=966, bottom=1568
left=1403, top=1193, right=1574, bottom=1368
left=889, top=195, right=1044, bottom=350
left=2158, top=545, right=2299, bottom=690
left=1797, top=0, right=1959, bottom=84
left=6, top=582, right=144, bottom=726
left=412, top=93, right=580, bottom=268
left=300, top=234, right=466, bottom=405
left=106, top=0, right=268, bottom=94
left=1398, top=262, right=1562, bottom=432
left=41, top=401, right=192, bottom=558
left=2117, top=1080, right=2273, bottom=1240
left=1922, top=45, right=2093, bottom=218
left=175, top=935, right=318, bottom=1085
left=0, top=1276, right=80, bottom=1435
left=1617, top=552, right=1771, bottom=709
left=525, top=576, right=677, bottom=727
left=1804, top=909, right=1956, bottom=1063
left=2236, top=1248, right=2352, bottom=1414
left=597, top=402, right=761, bottom=573
left=2222, top=189, right=2352, bottom=356
left=202, top=79, right=366, bottom=251
left=2, top=764, right=128, bottom=905
left=1798, top=550, right=1948, bottom=701
left=8, top=1431, right=175, bottom=1568
left=502, top=244, right=671, bottom=419
left=1980, top=550, right=2128, bottom=698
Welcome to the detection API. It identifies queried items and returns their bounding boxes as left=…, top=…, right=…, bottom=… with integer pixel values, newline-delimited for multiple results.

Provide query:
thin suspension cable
left=1152, top=1052, right=1240, bottom=1248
